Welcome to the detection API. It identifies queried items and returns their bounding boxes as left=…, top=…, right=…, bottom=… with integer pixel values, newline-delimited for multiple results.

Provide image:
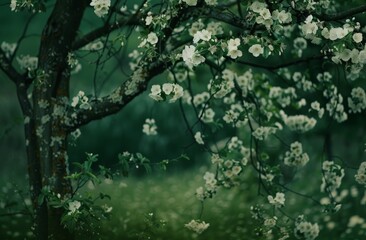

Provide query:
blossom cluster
left=142, top=118, right=157, bottom=136
left=320, top=161, right=345, bottom=193
left=90, top=0, right=111, bottom=18
left=16, top=55, right=38, bottom=71
left=355, top=162, right=366, bottom=186
left=194, top=131, right=204, bottom=145
left=281, top=111, right=316, bottom=132
left=249, top=1, right=292, bottom=31
left=269, top=87, right=297, bottom=108
left=267, top=192, right=285, bottom=208
left=184, top=219, right=210, bottom=234
left=71, top=91, right=91, bottom=110
left=195, top=171, right=217, bottom=201
left=294, top=216, right=320, bottom=240
left=182, top=0, right=217, bottom=6
left=149, top=83, right=184, bottom=103
left=283, top=141, right=309, bottom=167
left=1, top=41, right=16, bottom=58
left=252, top=126, right=277, bottom=140
left=323, top=86, right=348, bottom=123
left=348, top=87, right=366, bottom=113
left=182, top=45, right=205, bottom=68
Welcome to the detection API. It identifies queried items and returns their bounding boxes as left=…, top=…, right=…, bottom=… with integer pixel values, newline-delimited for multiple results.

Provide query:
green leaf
left=38, top=195, right=45, bottom=206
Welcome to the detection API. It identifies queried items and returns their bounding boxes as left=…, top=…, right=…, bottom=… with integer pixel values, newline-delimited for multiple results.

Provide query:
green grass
left=92, top=167, right=257, bottom=240
left=1, top=166, right=366, bottom=239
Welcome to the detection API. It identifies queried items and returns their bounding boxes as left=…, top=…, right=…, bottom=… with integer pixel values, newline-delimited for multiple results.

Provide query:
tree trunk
left=22, top=1, right=88, bottom=239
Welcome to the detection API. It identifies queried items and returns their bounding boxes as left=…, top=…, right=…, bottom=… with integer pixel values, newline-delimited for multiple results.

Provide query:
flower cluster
left=252, top=126, right=277, bottom=140
left=195, top=172, right=217, bottom=200
left=182, top=45, right=205, bottom=68
left=324, top=86, right=348, bottom=123
left=249, top=1, right=292, bottom=30
left=281, top=111, right=316, bottom=132
left=200, top=108, right=215, bottom=123
left=142, top=118, right=157, bottom=136
left=149, top=83, right=184, bottom=103
left=294, top=216, right=320, bottom=240
left=236, top=70, right=254, bottom=97
left=138, top=32, right=159, bottom=48
left=268, top=192, right=285, bottom=208
left=184, top=219, right=209, bottom=234
left=211, top=69, right=235, bottom=98
left=221, top=159, right=242, bottom=183
left=182, top=0, right=217, bottom=6
left=269, top=87, right=297, bottom=107
left=1, top=41, right=16, bottom=58
left=355, top=162, right=366, bottom=186
left=90, top=0, right=111, bottom=18
left=223, top=104, right=243, bottom=125
left=194, top=131, right=204, bottom=145
left=310, top=101, right=325, bottom=118
left=227, top=38, right=242, bottom=59
left=320, top=161, right=345, bottom=193
left=16, top=55, right=38, bottom=71
left=348, top=87, right=366, bottom=113
left=71, top=91, right=91, bottom=110
left=283, top=141, right=309, bottom=167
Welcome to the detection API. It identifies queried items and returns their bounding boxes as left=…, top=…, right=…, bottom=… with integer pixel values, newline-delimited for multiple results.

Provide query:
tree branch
left=233, top=54, right=325, bottom=70
left=0, top=49, right=24, bottom=84
left=320, top=4, right=366, bottom=21
left=72, top=13, right=142, bottom=51
left=65, top=59, right=170, bottom=132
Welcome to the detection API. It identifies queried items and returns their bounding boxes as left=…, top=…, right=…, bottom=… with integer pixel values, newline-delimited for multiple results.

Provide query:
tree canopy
left=1, top=0, right=366, bottom=239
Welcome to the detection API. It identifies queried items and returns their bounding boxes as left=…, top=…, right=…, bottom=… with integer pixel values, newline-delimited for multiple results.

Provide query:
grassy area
left=91, top=167, right=257, bottom=240
left=1, top=165, right=366, bottom=239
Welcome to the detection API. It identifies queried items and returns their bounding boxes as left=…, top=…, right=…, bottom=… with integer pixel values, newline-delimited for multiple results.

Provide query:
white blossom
left=90, top=0, right=111, bottom=18
left=185, top=220, right=209, bottom=234
left=248, top=44, right=264, bottom=57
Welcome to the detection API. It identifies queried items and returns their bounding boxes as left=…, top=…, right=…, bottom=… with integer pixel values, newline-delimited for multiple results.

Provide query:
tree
left=1, top=0, right=366, bottom=239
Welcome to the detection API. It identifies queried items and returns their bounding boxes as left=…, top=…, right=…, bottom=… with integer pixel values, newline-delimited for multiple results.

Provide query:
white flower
left=353, top=33, right=363, bottom=43
left=149, top=85, right=163, bottom=101
left=142, top=118, right=158, bottom=135
left=185, top=220, right=209, bottom=234
left=170, top=84, right=184, bottom=102
left=71, top=129, right=81, bottom=140
left=193, top=30, right=212, bottom=43
left=329, top=27, right=348, bottom=41
left=90, top=0, right=111, bottom=18
left=16, top=55, right=38, bottom=71
left=1, top=42, right=17, bottom=58
left=268, top=192, right=285, bottom=208
left=227, top=49, right=243, bottom=59
left=10, top=0, right=17, bottom=11
left=182, top=0, right=197, bottom=6
left=250, top=1, right=267, bottom=13
left=249, top=44, right=264, bottom=57
left=162, top=83, right=174, bottom=95
left=227, top=38, right=241, bottom=51
left=68, top=201, right=81, bottom=215
left=147, top=32, right=158, bottom=45
left=145, top=14, right=153, bottom=25
left=227, top=38, right=242, bottom=59
left=194, top=131, right=204, bottom=145
left=182, top=45, right=205, bottom=68
left=259, top=8, right=271, bottom=20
